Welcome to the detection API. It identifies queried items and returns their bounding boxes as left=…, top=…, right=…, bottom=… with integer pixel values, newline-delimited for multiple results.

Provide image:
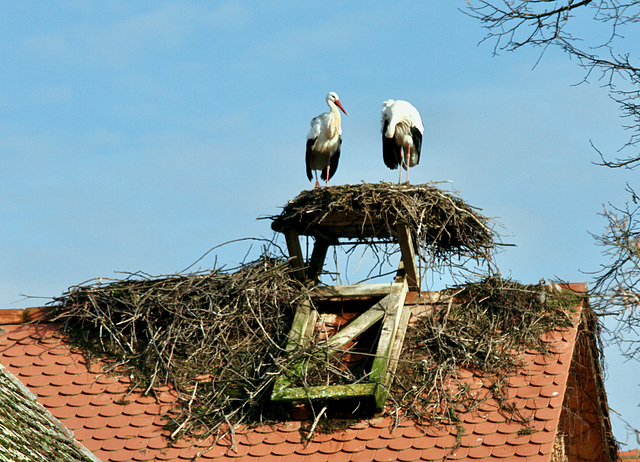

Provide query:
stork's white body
left=306, top=92, right=347, bottom=188
left=381, top=99, right=423, bottom=183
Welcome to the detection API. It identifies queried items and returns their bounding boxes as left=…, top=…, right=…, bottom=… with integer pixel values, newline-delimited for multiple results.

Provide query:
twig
left=305, top=406, right=327, bottom=444
left=170, top=382, right=198, bottom=439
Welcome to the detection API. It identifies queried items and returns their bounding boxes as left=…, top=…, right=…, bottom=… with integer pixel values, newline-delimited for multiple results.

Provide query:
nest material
left=51, top=254, right=579, bottom=440
left=392, top=277, right=578, bottom=425
left=268, top=182, right=497, bottom=261
left=52, top=255, right=309, bottom=438
left=46, top=185, right=579, bottom=440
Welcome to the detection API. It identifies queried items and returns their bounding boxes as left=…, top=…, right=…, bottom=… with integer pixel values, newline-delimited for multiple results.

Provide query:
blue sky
left=1, top=2, right=639, bottom=447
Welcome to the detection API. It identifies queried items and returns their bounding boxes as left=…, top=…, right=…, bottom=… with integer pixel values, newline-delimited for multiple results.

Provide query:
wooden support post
left=383, top=294, right=412, bottom=384
left=283, top=228, right=306, bottom=282
left=306, top=238, right=330, bottom=285
left=395, top=223, right=420, bottom=291
left=284, top=300, right=318, bottom=352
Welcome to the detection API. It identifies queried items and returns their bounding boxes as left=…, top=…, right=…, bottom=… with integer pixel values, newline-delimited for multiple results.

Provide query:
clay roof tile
left=366, top=436, right=392, bottom=450
left=270, top=441, right=297, bottom=456
left=459, top=432, right=484, bottom=448
left=350, top=448, right=379, bottom=462
left=395, top=446, right=424, bottom=461
left=480, top=432, right=508, bottom=447
left=410, top=435, right=437, bottom=450
left=489, top=442, right=517, bottom=458
left=373, top=447, right=399, bottom=461
left=400, top=425, right=426, bottom=439
left=342, top=438, right=367, bottom=453
left=0, top=288, right=611, bottom=462
left=445, top=446, right=470, bottom=460
left=387, top=436, right=413, bottom=451
left=419, top=446, right=449, bottom=461
left=514, top=441, right=542, bottom=456
left=317, top=439, right=344, bottom=454
left=250, top=455, right=283, bottom=462
left=355, top=425, right=382, bottom=441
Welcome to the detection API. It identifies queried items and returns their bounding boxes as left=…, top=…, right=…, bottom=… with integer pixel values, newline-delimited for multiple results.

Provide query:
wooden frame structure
left=270, top=281, right=409, bottom=411
left=271, top=207, right=420, bottom=412
left=281, top=222, right=420, bottom=290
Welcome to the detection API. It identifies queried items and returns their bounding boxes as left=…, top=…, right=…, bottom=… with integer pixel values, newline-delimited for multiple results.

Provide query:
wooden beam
left=368, top=281, right=408, bottom=409
left=311, top=283, right=393, bottom=299
left=321, top=297, right=387, bottom=351
left=272, top=383, right=377, bottom=402
left=306, top=238, right=330, bottom=284
left=272, top=300, right=318, bottom=394
left=283, top=300, right=318, bottom=352
left=382, top=293, right=412, bottom=384
left=283, top=228, right=306, bottom=282
left=395, top=223, right=420, bottom=290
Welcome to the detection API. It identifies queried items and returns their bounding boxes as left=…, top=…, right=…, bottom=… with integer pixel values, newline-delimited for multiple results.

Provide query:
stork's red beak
left=335, top=100, right=347, bottom=115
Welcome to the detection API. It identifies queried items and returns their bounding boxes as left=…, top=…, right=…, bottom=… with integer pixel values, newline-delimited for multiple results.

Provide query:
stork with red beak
left=381, top=99, right=423, bottom=184
left=306, top=92, right=347, bottom=188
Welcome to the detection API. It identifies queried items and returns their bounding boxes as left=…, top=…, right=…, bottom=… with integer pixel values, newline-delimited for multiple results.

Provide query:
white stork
left=381, top=99, right=423, bottom=184
left=306, top=92, right=347, bottom=188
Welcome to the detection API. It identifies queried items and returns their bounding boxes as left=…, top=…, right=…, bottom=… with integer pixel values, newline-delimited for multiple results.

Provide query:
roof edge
left=581, top=302, right=619, bottom=461
left=0, top=306, right=55, bottom=325
left=0, top=363, right=102, bottom=462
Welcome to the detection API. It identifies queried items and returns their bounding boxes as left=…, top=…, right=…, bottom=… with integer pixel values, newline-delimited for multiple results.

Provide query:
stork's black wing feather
left=305, top=138, right=315, bottom=181
left=411, top=126, right=423, bottom=166
left=382, top=120, right=401, bottom=170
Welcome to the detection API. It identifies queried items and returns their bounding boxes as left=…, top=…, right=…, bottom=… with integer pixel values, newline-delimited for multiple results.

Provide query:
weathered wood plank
left=383, top=293, right=412, bottom=385
left=311, top=283, right=393, bottom=299
left=396, top=223, right=420, bottom=290
left=283, top=300, right=317, bottom=352
left=283, top=228, right=306, bottom=282
left=368, top=281, right=408, bottom=408
left=271, top=383, right=377, bottom=402
left=273, top=299, right=319, bottom=394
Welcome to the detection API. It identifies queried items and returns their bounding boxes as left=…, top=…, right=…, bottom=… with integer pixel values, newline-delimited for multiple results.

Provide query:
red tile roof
left=0, top=284, right=614, bottom=461
left=620, top=449, right=640, bottom=461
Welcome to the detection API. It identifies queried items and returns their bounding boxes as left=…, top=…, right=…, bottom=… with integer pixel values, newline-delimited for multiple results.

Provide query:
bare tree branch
left=591, top=197, right=640, bottom=359
left=465, top=0, right=640, bottom=167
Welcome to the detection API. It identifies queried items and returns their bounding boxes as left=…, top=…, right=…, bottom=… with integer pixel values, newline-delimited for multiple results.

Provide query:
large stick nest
left=50, top=252, right=580, bottom=440
left=51, top=255, right=308, bottom=438
left=268, top=182, right=497, bottom=262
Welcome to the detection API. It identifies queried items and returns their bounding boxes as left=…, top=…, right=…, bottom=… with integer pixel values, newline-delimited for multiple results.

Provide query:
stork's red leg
left=314, top=170, right=320, bottom=188
left=325, top=165, right=330, bottom=187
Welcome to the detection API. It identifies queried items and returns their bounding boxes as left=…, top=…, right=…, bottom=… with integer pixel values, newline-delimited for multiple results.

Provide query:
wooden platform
left=272, top=210, right=401, bottom=241
left=273, top=209, right=421, bottom=290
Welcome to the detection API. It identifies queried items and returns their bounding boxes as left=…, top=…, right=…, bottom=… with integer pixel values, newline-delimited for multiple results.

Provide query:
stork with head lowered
left=381, top=99, right=423, bottom=184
